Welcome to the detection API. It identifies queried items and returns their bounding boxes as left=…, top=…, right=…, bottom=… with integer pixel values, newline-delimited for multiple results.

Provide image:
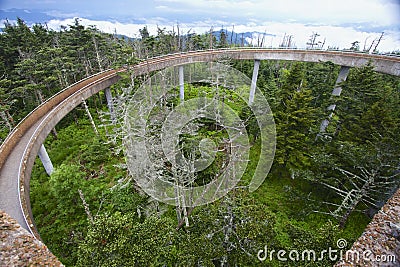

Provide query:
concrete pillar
left=331, top=66, right=350, bottom=97
left=104, top=87, right=115, bottom=122
left=38, top=144, right=53, bottom=176
left=249, top=59, right=260, bottom=104
left=179, top=65, right=184, bottom=101
left=319, top=66, right=350, bottom=133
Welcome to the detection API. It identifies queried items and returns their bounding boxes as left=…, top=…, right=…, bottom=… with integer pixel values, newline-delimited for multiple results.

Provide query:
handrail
left=0, top=69, right=116, bottom=169
left=18, top=71, right=122, bottom=239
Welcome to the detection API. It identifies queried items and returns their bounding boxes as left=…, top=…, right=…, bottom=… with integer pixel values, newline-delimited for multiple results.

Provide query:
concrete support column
left=249, top=59, right=260, bottom=104
left=319, top=66, right=350, bottom=133
left=104, top=87, right=115, bottom=122
left=38, top=144, right=53, bottom=176
left=331, top=66, right=350, bottom=97
left=179, top=65, right=184, bottom=101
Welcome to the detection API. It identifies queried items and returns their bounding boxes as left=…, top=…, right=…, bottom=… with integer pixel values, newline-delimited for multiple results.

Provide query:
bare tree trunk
left=373, top=32, right=384, bottom=52
left=176, top=207, right=194, bottom=230
left=209, top=27, right=213, bottom=49
left=174, top=183, right=182, bottom=222
left=230, top=25, right=234, bottom=45
left=104, top=87, right=116, bottom=123
left=36, top=89, right=58, bottom=138
left=93, top=35, right=104, bottom=72
left=0, top=110, right=12, bottom=131
left=366, top=39, right=375, bottom=53
left=338, top=182, right=369, bottom=228
left=78, top=189, right=94, bottom=224
left=321, top=38, right=326, bottom=49
left=177, top=23, right=181, bottom=51
left=82, top=98, right=99, bottom=136
left=6, top=110, right=14, bottom=127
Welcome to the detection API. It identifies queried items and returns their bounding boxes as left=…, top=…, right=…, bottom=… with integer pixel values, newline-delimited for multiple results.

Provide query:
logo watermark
left=257, top=238, right=396, bottom=263
left=123, top=62, right=276, bottom=207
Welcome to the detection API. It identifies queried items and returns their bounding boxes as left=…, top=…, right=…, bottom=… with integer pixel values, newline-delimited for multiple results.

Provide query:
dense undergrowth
left=30, top=80, right=375, bottom=266
left=30, top=119, right=370, bottom=266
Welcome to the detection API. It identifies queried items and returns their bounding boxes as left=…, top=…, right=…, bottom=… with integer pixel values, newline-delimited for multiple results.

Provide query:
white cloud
left=228, top=21, right=400, bottom=51
left=45, top=10, right=81, bottom=18
left=46, top=18, right=149, bottom=38
left=44, top=17, right=400, bottom=52
left=156, top=0, right=399, bottom=26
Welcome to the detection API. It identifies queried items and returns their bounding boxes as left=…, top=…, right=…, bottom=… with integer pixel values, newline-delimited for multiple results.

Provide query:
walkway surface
left=0, top=118, right=43, bottom=231
left=0, top=209, right=64, bottom=266
left=0, top=69, right=121, bottom=238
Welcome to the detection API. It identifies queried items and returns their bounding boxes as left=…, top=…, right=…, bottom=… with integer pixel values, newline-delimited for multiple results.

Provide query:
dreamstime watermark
left=123, top=62, right=276, bottom=207
left=257, top=238, right=397, bottom=263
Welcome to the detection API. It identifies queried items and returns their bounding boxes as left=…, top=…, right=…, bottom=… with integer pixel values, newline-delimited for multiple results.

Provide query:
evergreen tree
left=218, top=29, right=228, bottom=48
left=257, top=61, right=280, bottom=109
left=336, top=63, right=398, bottom=143
left=274, top=62, right=317, bottom=175
left=304, top=61, right=338, bottom=110
left=301, top=63, right=400, bottom=227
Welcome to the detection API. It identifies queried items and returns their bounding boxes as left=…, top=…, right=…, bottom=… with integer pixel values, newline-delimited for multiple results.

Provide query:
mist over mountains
left=1, top=8, right=399, bottom=52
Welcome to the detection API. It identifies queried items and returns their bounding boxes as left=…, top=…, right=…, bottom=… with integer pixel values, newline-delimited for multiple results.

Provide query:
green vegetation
left=1, top=18, right=399, bottom=266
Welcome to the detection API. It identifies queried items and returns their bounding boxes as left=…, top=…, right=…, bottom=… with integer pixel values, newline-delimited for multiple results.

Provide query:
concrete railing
left=132, top=48, right=400, bottom=76
left=19, top=71, right=122, bottom=239
left=0, top=69, right=121, bottom=170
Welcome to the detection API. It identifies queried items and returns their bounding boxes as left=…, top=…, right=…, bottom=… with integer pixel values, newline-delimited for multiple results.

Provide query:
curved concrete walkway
left=0, top=48, right=399, bottom=240
left=0, top=69, right=122, bottom=238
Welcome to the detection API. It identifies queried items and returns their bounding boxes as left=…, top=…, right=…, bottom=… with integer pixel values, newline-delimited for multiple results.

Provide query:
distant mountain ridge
left=0, top=8, right=278, bottom=47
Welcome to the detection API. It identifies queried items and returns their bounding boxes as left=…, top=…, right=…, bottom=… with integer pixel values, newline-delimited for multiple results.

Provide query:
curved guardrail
left=132, top=48, right=400, bottom=76
left=0, top=48, right=399, bottom=240
left=18, top=70, right=124, bottom=238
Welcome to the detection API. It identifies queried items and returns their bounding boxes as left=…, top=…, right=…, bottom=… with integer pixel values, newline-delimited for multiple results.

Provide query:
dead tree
left=372, top=32, right=384, bottom=52
left=308, top=143, right=400, bottom=228
left=306, top=32, right=324, bottom=49
left=82, top=98, right=99, bottom=136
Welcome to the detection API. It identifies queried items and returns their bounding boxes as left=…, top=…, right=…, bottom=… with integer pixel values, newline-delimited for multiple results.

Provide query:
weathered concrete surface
left=332, top=66, right=351, bottom=96
left=37, top=144, right=54, bottom=176
left=0, top=120, right=41, bottom=232
left=319, top=66, right=350, bottom=133
left=179, top=65, right=184, bottom=100
left=0, top=209, right=64, bottom=266
left=249, top=59, right=260, bottom=104
left=334, top=188, right=400, bottom=267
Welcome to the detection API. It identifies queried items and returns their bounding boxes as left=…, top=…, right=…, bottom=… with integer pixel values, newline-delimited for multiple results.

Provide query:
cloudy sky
left=1, top=0, right=399, bottom=51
